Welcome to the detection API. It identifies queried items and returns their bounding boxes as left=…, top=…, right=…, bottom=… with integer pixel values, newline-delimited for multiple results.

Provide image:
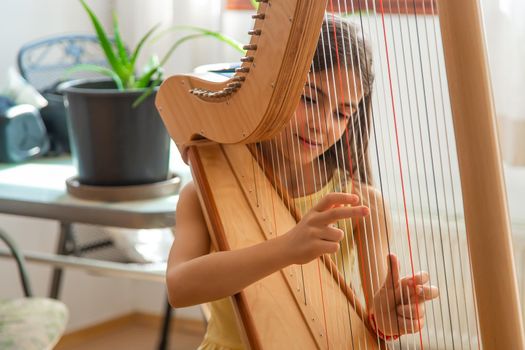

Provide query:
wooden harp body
left=156, top=0, right=525, bottom=348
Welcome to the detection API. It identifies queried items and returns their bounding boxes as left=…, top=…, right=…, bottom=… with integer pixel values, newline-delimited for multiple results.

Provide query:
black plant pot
left=61, top=79, right=170, bottom=186
left=41, top=91, right=71, bottom=155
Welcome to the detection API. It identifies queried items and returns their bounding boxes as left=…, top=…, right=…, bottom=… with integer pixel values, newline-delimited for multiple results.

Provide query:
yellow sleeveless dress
left=197, top=171, right=357, bottom=350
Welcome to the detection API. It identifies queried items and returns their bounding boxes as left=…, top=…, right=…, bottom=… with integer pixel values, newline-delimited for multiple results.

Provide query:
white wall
left=0, top=0, right=113, bottom=87
left=115, top=0, right=240, bottom=76
left=481, top=0, right=525, bottom=122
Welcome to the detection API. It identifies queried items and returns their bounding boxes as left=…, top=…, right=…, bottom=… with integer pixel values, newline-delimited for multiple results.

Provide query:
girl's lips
left=297, top=135, right=321, bottom=147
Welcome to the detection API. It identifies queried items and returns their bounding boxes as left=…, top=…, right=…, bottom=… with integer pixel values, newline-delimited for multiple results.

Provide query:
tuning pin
left=256, top=0, right=269, bottom=3
left=243, top=44, right=257, bottom=51
left=232, top=76, right=246, bottom=82
left=248, top=29, right=262, bottom=36
left=241, top=56, right=254, bottom=63
left=236, top=67, right=250, bottom=74
left=228, top=82, right=242, bottom=89
left=252, top=13, right=265, bottom=20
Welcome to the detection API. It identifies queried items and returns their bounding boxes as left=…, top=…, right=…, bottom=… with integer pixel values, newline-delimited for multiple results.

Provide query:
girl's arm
left=356, top=185, right=439, bottom=338
left=166, top=182, right=370, bottom=308
left=354, top=185, right=391, bottom=305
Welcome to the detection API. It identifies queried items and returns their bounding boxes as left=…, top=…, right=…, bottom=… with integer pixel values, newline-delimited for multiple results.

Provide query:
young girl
left=166, top=15, right=439, bottom=349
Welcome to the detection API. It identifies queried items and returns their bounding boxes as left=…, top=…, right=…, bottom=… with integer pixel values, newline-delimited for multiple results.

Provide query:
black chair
left=0, top=228, right=68, bottom=350
left=17, top=34, right=111, bottom=91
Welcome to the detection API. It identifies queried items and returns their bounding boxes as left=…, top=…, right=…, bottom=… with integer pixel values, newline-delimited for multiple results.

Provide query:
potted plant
left=61, top=0, right=244, bottom=186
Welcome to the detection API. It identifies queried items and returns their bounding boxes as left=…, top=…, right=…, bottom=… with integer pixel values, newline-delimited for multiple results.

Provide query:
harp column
left=437, top=0, right=525, bottom=348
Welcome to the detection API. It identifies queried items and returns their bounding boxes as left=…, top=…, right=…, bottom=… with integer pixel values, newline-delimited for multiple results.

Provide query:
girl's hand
left=285, top=192, right=370, bottom=265
left=370, top=254, right=439, bottom=338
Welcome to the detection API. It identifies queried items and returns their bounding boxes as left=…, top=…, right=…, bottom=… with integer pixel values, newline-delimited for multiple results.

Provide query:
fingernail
left=362, top=207, right=370, bottom=215
left=416, top=286, right=424, bottom=296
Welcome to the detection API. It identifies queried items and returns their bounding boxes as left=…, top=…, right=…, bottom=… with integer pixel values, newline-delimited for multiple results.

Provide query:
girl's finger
left=383, top=254, right=400, bottom=293
left=399, top=284, right=439, bottom=304
left=398, top=316, right=425, bottom=334
left=399, top=271, right=429, bottom=288
left=315, top=205, right=369, bottom=225
left=397, top=303, right=426, bottom=319
left=410, top=285, right=439, bottom=301
left=317, top=240, right=340, bottom=255
left=314, top=192, right=360, bottom=212
left=318, top=226, right=345, bottom=242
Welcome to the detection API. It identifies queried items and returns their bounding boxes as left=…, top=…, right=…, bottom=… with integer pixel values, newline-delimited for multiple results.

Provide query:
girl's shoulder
left=177, top=181, right=207, bottom=221
left=338, top=175, right=384, bottom=210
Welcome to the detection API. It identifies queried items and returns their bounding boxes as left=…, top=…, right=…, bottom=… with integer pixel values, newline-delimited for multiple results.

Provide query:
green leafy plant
left=75, top=0, right=245, bottom=107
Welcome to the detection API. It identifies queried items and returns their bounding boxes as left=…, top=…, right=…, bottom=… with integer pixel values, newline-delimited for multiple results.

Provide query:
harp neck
left=156, top=0, right=328, bottom=149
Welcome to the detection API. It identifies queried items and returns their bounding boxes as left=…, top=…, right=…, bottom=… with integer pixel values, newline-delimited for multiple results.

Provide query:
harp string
left=380, top=0, right=450, bottom=348
left=337, top=1, right=401, bottom=346
left=406, top=0, right=462, bottom=346
left=326, top=4, right=384, bottom=347
left=308, top=65, right=358, bottom=346
left=286, top=81, right=332, bottom=342
left=376, top=0, right=480, bottom=347
left=388, top=0, right=442, bottom=347
left=404, top=2, right=451, bottom=345
left=340, top=6, right=396, bottom=349
left=425, top=0, right=480, bottom=346
left=322, top=4, right=390, bottom=347
left=303, top=71, right=334, bottom=346
left=404, top=1, right=458, bottom=346
left=282, top=127, right=309, bottom=305
left=387, top=1, right=437, bottom=347
left=321, top=14, right=373, bottom=345
left=356, top=0, right=411, bottom=346
left=367, top=0, right=432, bottom=348
left=349, top=8, right=392, bottom=344
left=374, top=2, right=428, bottom=345
left=384, top=1, right=433, bottom=348
left=293, top=108, right=333, bottom=336
left=319, top=44, right=365, bottom=346
left=384, top=2, right=425, bottom=349
left=318, top=15, right=354, bottom=345
left=417, top=0, right=463, bottom=346
left=353, top=6, right=400, bottom=347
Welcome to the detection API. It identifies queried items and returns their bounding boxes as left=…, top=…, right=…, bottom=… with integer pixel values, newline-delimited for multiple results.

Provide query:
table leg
left=157, top=297, right=174, bottom=350
left=49, top=222, right=74, bottom=299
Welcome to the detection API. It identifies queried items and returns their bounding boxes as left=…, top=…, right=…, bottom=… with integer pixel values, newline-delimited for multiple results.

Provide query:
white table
left=0, top=155, right=191, bottom=350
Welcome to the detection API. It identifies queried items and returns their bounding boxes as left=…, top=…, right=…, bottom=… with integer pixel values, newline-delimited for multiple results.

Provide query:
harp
left=156, top=0, right=525, bottom=349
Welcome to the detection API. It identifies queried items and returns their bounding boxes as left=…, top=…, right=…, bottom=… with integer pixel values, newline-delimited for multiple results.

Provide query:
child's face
left=263, top=69, right=363, bottom=167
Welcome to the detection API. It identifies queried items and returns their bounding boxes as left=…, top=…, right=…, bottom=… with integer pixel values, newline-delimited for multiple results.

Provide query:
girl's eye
left=301, top=95, right=317, bottom=104
left=337, top=109, right=358, bottom=120
left=336, top=112, right=350, bottom=120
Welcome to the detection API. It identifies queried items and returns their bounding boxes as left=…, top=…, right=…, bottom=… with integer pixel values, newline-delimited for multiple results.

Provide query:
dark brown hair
left=313, top=15, right=374, bottom=185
